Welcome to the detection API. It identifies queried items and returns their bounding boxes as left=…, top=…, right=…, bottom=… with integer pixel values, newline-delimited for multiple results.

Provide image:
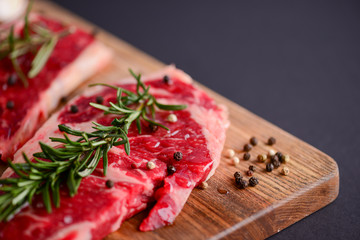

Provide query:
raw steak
left=0, top=14, right=112, bottom=161
left=0, top=66, right=228, bottom=240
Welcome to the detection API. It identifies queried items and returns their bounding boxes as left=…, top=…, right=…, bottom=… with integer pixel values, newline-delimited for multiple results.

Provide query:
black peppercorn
left=6, top=100, right=14, bottom=109
left=276, top=152, right=283, bottom=160
left=266, top=163, right=274, bottom=172
left=163, top=75, right=171, bottom=84
left=70, top=105, right=78, bottom=113
left=149, top=123, right=158, bottom=132
left=105, top=180, right=114, bottom=188
left=249, top=165, right=256, bottom=172
left=268, top=137, right=276, bottom=145
left=250, top=137, right=258, bottom=146
left=243, top=152, right=250, bottom=160
left=243, top=143, right=252, bottom=152
left=7, top=74, right=17, bottom=86
left=246, top=170, right=253, bottom=177
left=173, top=151, right=183, bottom=161
left=270, top=155, right=279, bottom=163
left=234, top=171, right=242, bottom=179
left=272, top=159, right=281, bottom=168
left=60, top=96, right=67, bottom=103
left=249, top=177, right=259, bottom=187
left=167, top=165, right=176, bottom=175
left=96, top=96, right=104, bottom=104
left=236, top=179, right=248, bottom=189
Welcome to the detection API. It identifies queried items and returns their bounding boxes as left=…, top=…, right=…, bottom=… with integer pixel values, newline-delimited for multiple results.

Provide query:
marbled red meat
left=0, top=14, right=112, bottom=161
left=0, top=66, right=228, bottom=240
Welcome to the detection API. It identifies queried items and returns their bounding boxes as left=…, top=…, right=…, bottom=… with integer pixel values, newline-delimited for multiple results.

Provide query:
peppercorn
left=268, top=149, right=276, bottom=157
left=281, top=166, right=290, bottom=175
left=236, top=179, right=248, bottom=189
left=250, top=137, right=258, bottom=146
left=146, top=161, right=156, bottom=170
left=6, top=100, right=14, bottom=109
left=232, top=156, right=240, bottom=165
left=224, top=149, right=235, bottom=158
left=270, top=155, right=279, bottom=163
left=243, top=143, right=252, bottom=152
left=243, top=152, right=250, bottom=160
left=276, top=152, right=283, bottom=160
left=105, top=180, right=114, bottom=188
left=268, top=137, right=276, bottom=145
left=167, top=113, right=178, bottom=122
left=60, top=96, right=67, bottom=103
left=7, top=74, right=17, bottom=86
left=246, top=170, right=253, bottom=176
left=173, top=151, right=183, bottom=161
left=149, top=123, right=158, bottom=132
left=249, top=177, right=259, bottom=187
left=131, top=163, right=138, bottom=169
left=95, top=96, right=104, bottom=104
left=281, top=154, right=290, bottom=163
left=70, top=105, right=78, bottom=113
left=234, top=171, right=242, bottom=179
left=167, top=165, right=176, bottom=175
left=163, top=75, right=171, bottom=84
left=249, top=165, right=256, bottom=172
left=258, top=154, right=267, bottom=162
left=272, top=159, right=281, bottom=168
left=266, top=163, right=274, bottom=172
left=198, top=182, right=208, bottom=189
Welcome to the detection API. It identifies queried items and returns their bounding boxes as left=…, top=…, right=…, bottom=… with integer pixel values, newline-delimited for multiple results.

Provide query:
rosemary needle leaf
left=28, top=36, right=58, bottom=78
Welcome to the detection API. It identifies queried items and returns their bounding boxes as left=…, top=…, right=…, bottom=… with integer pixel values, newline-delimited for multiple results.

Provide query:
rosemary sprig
left=0, top=1, right=72, bottom=87
left=0, top=69, right=186, bottom=222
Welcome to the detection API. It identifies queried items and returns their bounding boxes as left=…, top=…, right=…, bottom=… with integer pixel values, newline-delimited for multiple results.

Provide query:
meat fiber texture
left=0, top=66, right=229, bottom=240
left=0, top=14, right=112, bottom=161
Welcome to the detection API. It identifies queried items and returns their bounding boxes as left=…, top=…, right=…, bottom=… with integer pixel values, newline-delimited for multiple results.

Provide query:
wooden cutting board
left=1, top=1, right=339, bottom=239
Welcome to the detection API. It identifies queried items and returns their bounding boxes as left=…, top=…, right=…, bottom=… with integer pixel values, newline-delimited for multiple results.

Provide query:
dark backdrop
left=51, top=0, right=360, bottom=239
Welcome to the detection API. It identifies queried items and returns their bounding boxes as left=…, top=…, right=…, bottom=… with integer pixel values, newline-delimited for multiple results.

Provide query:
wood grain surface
left=0, top=1, right=339, bottom=239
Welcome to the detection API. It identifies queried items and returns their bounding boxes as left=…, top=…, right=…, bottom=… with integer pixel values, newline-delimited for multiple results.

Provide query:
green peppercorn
left=249, top=177, right=259, bottom=187
left=268, top=137, right=276, bottom=145
left=243, top=152, right=250, bottom=160
left=105, top=180, right=114, bottom=188
left=236, top=179, right=248, bottom=189
left=243, top=143, right=252, bottom=152
left=167, top=165, right=176, bottom=175
left=266, top=163, right=274, bottom=172
left=249, top=165, right=256, bottom=172
left=6, top=100, right=14, bottom=109
left=234, top=171, right=242, bottom=179
left=173, top=151, right=183, bottom=161
left=250, top=137, right=258, bottom=146
left=258, top=154, right=267, bottom=162
left=70, top=105, right=78, bottom=113
left=281, top=154, right=290, bottom=163
left=96, top=96, right=104, bottom=104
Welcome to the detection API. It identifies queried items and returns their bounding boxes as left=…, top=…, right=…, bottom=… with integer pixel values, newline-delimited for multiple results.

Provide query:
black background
left=51, top=1, right=360, bottom=239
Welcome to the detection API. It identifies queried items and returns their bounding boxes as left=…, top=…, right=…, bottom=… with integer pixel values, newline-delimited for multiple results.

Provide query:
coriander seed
left=146, top=161, right=156, bottom=170
left=268, top=137, right=276, bottom=145
left=249, top=177, right=259, bottom=187
left=250, top=137, right=258, bottom=146
left=258, top=154, right=267, bottom=162
left=281, top=166, right=290, bottom=175
left=243, top=152, right=250, bottom=160
left=243, top=143, right=252, bottom=152
left=281, top=154, right=290, bottom=163
left=266, top=163, right=274, bottom=172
